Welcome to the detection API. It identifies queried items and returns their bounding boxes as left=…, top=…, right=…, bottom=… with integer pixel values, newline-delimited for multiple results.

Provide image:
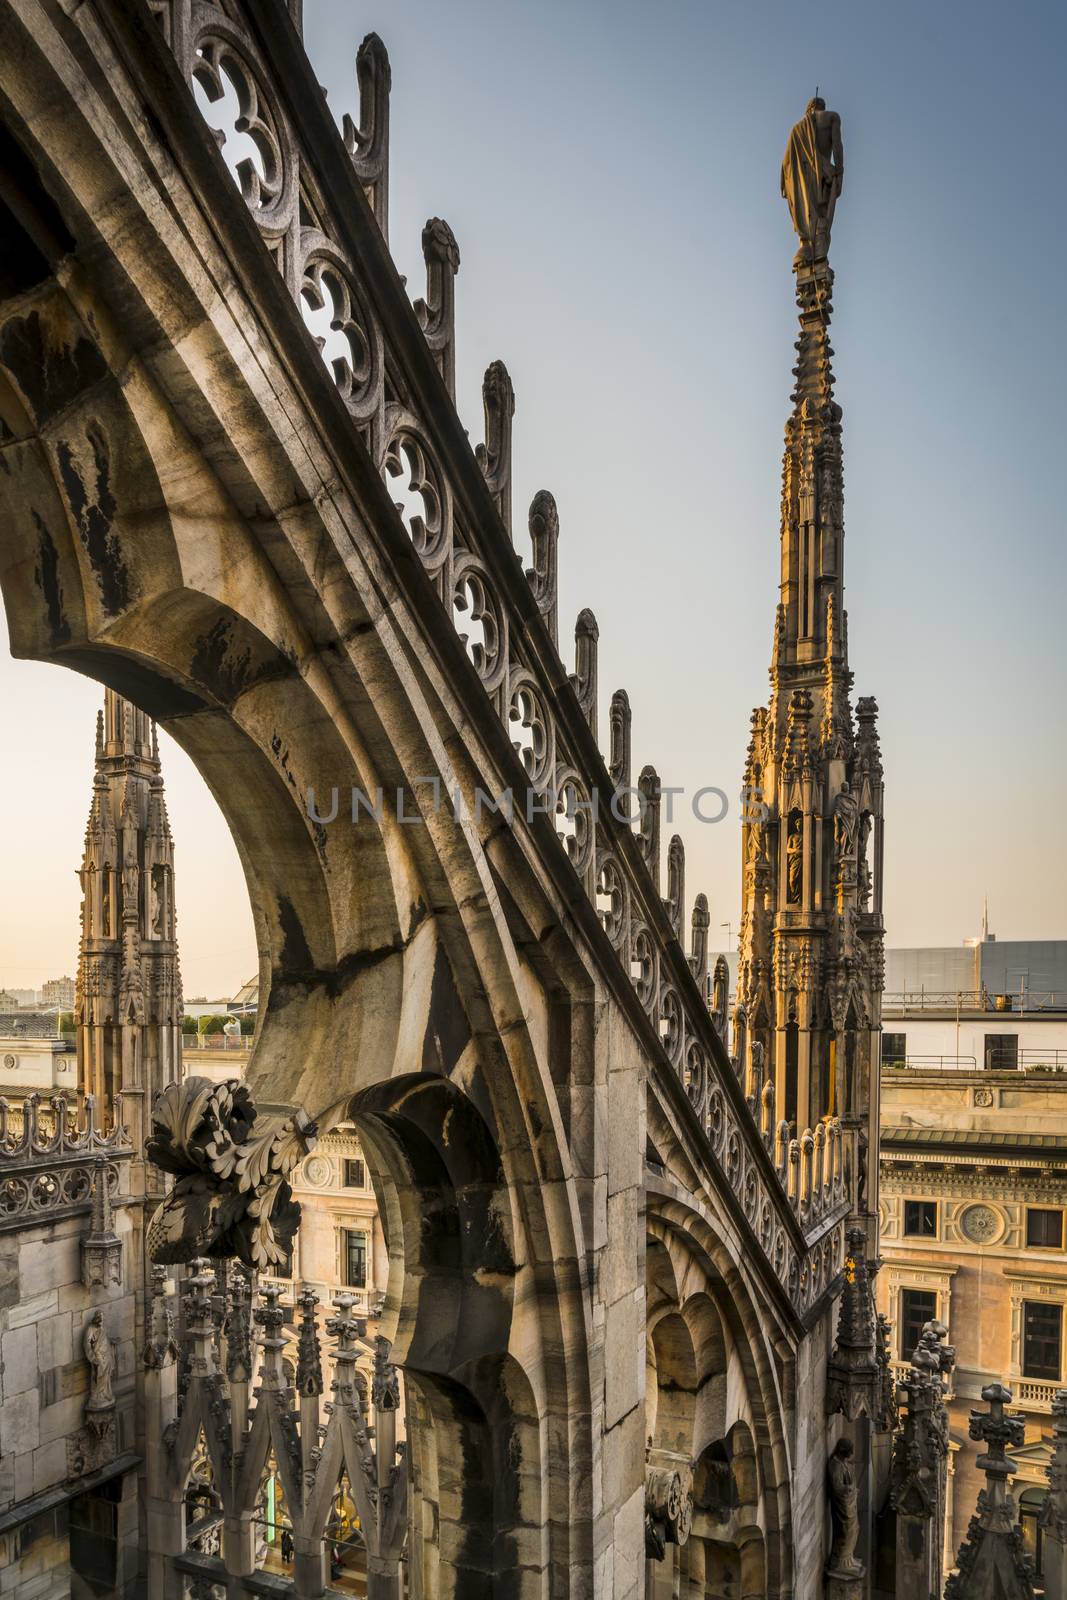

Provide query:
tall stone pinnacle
left=734, top=104, right=883, bottom=1230
left=76, top=688, right=182, bottom=1143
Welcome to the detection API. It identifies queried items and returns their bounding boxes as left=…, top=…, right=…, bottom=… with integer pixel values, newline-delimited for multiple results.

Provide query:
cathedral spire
left=76, top=689, right=182, bottom=1146
left=735, top=101, right=883, bottom=1241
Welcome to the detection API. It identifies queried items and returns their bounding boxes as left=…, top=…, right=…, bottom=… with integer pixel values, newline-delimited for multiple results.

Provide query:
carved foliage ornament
left=645, top=1462, right=693, bottom=1560
left=146, top=1077, right=316, bottom=1270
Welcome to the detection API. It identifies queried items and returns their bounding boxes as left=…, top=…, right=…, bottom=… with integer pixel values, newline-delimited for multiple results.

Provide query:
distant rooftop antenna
left=982, top=896, right=989, bottom=941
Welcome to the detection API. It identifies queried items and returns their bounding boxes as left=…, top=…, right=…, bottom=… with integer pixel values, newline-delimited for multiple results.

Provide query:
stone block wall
left=0, top=1204, right=139, bottom=1598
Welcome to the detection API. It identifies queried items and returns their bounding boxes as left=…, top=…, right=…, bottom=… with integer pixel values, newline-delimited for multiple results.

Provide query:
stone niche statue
left=68, top=1309, right=117, bottom=1478
left=826, top=1436, right=862, bottom=1577
left=84, top=1309, right=115, bottom=1418
left=833, top=784, right=859, bottom=860
left=786, top=821, right=804, bottom=904
left=781, top=97, right=843, bottom=264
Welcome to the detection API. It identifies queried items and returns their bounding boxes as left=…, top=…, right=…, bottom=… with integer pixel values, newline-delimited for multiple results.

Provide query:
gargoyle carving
left=146, top=1077, right=316, bottom=1270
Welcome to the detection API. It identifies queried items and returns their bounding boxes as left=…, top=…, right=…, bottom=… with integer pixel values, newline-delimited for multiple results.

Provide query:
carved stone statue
left=833, top=784, right=859, bottom=860
left=827, top=1436, right=862, bottom=1576
left=786, top=823, right=804, bottom=904
left=84, top=1309, right=115, bottom=1411
left=781, top=98, right=843, bottom=264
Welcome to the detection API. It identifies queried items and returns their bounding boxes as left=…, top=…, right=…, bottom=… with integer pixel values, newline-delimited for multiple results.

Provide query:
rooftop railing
left=182, top=1033, right=254, bottom=1050
left=0, top=1091, right=131, bottom=1159
left=885, top=990, right=1067, bottom=1013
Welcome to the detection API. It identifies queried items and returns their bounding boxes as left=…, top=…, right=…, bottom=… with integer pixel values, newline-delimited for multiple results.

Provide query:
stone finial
left=945, top=1384, right=1035, bottom=1600
left=827, top=1227, right=878, bottom=1421
left=710, top=956, right=730, bottom=1044
left=81, top=1158, right=122, bottom=1289
left=570, top=610, right=599, bottom=737
left=690, top=893, right=710, bottom=986
left=608, top=689, right=631, bottom=813
left=296, top=1288, right=323, bottom=1398
left=526, top=490, right=559, bottom=647
left=775, top=1119, right=790, bottom=1180
left=665, top=836, right=685, bottom=939
left=476, top=361, right=515, bottom=539
left=143, top=1264, right=178, bottom=1371
left=226, top=1264, right=253, bottom=1383
left=873, top=1313, right=896, bottom=1433
left=414, top=217, right=460, bottom=399
left=344, top=33, right=391, bottom=238
left=760, top=1076, right=775, bottom=1141
left=854, top=696, right=882, bottom=780
left=637, top=766, right=661, bottom=892
left=327, top=1293, right=367, bottom=1411
left=372, top=1334, right=400, bottom=1411
left=254, top=1283, right=290, bottom=1393
left=184, top=1259, right=219, bottom=1377
left=970, top=1384, right=1024, bottom=1530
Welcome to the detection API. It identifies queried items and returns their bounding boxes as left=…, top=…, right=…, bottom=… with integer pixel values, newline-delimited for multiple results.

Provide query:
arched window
left=1019, top=1486, right=1048, bottom=1578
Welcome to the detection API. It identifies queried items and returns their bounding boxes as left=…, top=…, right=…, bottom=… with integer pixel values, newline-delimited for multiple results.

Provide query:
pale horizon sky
left=1, top=0, right=1065, bottom=999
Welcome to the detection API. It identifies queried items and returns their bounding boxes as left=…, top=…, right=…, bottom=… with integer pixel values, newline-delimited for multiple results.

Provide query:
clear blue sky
left=1, top=0, right=1064, bottom=996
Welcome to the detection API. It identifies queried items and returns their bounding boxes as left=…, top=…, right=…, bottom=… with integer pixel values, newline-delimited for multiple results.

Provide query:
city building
left=0, top=1011, right=77, bottom=1092
left=39, top=976, right=74, bottom=1011
left=878, top=934, right=1067, bottom=1588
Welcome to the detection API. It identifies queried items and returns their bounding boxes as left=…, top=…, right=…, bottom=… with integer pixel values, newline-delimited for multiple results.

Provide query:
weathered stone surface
left=36, top=1311, right=72, bottom=1374
left=17, top=1237, right=79, bottom=1299
left=605, top=1290, right=642, bottom=1430
left=0, top=1387, right=40, bottom=1456
left=1, top=1323, right=37, bottom=1398
left=6, top=1290, right=58, bottom=1330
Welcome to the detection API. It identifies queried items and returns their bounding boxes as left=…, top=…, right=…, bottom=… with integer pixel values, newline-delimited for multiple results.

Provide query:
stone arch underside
left=0, top=93, right=594, bottom=1593
left=646, top=1202, right=796, bottom=1598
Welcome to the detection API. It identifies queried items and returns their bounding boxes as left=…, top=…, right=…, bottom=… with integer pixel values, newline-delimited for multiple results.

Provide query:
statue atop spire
left=781, top=97, right=843, bottom=265
left=735, top=103, right=883, bottom=1241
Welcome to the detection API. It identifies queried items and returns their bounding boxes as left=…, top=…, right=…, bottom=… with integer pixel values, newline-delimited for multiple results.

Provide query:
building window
left=1019, top=1488, right=1048, bottom=1580
left=343, top=1229, right=367, bottom=1289
left=882, top=1033, right=907, bottom=1066
left=1027, top=1209, right=1065, bottom=1250
left=343, top=1158, right=365, bottom=1190
left=904, top=1200, right=938, bottom=1238
left=984, top=1033, right=1018, bottom=1071
left=1023, top=1302, right=1062, bottom=1381
left=899, top=1288, right=938, bottom=1363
